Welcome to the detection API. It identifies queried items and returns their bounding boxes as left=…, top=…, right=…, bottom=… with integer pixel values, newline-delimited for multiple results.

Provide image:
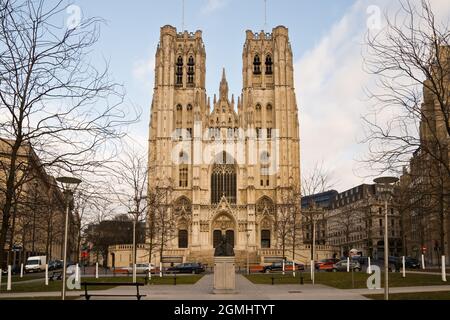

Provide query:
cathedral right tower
left=241, top=26, right=301, bottom=197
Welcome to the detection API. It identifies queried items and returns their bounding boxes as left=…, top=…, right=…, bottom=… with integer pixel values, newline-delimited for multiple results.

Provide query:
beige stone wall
left=147, top=25, right=302, bottom=264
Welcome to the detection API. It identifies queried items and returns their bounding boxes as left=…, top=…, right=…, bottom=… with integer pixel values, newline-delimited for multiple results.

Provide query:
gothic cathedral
left=148, top=25, right=301, bottom=266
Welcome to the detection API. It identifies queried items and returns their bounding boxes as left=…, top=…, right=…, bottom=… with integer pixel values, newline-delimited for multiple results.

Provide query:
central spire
left=219, top=68, right=229, bottom=100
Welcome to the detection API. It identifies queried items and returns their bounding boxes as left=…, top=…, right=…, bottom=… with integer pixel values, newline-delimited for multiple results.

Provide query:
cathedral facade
left=148, top=25, right=301, bottom=266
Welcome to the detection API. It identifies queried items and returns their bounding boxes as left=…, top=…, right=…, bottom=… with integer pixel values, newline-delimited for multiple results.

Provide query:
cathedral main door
left=212, top=214, right=235, bottom=249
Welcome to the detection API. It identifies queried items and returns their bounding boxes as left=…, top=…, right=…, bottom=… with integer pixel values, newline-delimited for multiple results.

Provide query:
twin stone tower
left=148, top=25, right=301, bottom=267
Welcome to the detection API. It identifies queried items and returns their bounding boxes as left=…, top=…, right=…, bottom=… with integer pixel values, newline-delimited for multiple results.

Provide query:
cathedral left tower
left=149, top=25, right=206, bottom=190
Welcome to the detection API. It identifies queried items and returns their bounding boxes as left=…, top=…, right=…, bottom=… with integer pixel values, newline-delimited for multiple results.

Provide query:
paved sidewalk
left=348, top=285, right=450, bottom=296
left=85, top=274, right=369, bottom=301
left=6, top=275, right=447, bottom=300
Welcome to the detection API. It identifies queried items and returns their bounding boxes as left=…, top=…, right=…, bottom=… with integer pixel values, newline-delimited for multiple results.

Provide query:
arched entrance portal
left=212, top=213, right=236, bottom=249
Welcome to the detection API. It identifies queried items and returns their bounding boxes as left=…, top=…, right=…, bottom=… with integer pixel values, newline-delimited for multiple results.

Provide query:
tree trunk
left=0, top=142, right=21, bottom=268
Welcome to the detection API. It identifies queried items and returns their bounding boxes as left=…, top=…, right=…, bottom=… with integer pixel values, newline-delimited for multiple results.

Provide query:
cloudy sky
left=75, top=0, right=450, bottom=192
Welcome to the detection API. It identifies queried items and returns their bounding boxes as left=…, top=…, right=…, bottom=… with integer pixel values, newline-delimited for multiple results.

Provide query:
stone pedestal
left=213, top=256, right=236, bottom=294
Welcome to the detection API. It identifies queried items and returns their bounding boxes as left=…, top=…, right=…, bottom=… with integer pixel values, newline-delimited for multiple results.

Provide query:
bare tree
left=362, top=0, right=450, bottom=175
left=275, top=188, right=301, bottom=262
left=0, top=0, right=137, bottom=267
left=301, top=161, right=336, bottom=258
left=361, top=0, right=450, bottom=258
left=301, top=161, right=336, bottom=198
left=109, top=147, right=148, bottom=268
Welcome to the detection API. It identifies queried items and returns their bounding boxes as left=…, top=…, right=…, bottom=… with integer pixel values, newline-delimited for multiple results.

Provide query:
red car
left=315, top=259, right=341, bottom=271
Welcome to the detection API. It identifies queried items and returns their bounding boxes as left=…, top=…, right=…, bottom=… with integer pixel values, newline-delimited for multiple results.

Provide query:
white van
left=25, top=256, right=47, bottom=273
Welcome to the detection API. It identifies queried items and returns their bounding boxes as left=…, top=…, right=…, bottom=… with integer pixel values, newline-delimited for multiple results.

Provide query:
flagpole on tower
left=182, top=0, right=185, bottom=31
left=264, top=0, right=267, bottom=30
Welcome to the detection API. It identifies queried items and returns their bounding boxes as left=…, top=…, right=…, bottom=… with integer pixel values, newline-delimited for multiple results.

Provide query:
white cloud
left=132, top=54, right=155, bottom=87
left=296, top=0, right=450, bottom=191
left=201, top=0, right=228, bottom=14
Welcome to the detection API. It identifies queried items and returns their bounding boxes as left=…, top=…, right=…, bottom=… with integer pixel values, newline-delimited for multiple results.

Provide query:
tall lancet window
left=253, top=55, right=261, bottom=74
left=187, top=56, right=195, bottom=85
left=265, top=55, right=273, bottom=75
left=176, top=56, right=183, bottom=85
left=211, top=152, right=237, bottom=204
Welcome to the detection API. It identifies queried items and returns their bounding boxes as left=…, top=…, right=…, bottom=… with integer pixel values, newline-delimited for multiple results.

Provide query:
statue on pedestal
left=214, top=235, right=235, bottom=257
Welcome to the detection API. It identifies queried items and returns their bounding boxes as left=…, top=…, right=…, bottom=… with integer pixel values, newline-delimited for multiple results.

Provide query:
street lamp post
left=374, top=176, right=399, bottom=302
left=56, top=177, right=82, bottom=301
left=246, top=229, right=250, bottom=275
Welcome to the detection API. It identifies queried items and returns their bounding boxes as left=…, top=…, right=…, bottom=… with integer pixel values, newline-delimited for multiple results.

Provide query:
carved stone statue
left=214, top=235, right=235, bottom=257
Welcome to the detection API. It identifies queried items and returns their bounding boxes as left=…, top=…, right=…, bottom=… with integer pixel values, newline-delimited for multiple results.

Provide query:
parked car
left=0, top=265, right=20, bottom=275
left=168, top=263, right=205, bottom=274
left=405, top=257, right=420, bottom=269
left=25, top=256, right=47, bottom=273
left=48, top=260, right=60, bottom=271
left=263, top=261, right=305, bottom=273
left=315, top=259, right=341, bottom=271
left=66, top=264, right=81, bottom=275
left=332, top=260, right=361, bottom=272
left=122, top=263, right=156, bottom=274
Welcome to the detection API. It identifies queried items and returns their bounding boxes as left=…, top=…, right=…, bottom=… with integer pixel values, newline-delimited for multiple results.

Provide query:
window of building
left=256, top=127, right=262, bottom=139
left=187, top=128, right=193, bottom=139
left=253, top=55, right=261, bottom=74
left=267, top=128, right=272, bottom=139
left=178, top=230, right=188, bottom=248
left=261, top=230, right=271, bottom=248
left=211, top=152, right=237, bottom=204
left=187, top=104, right=193, bottom=111
left=175, top=128, right=183, bottom=140
left=226, top=230, right=235, bottom=248
left=265, top=55, right=273, bottom=75
left=187, top=56, right=195, bottom=84
left=213, top=230, right=222, bottom=248
left=176, top=56, right=183, bottom=85
left=179, top=166, right=188, bottom=188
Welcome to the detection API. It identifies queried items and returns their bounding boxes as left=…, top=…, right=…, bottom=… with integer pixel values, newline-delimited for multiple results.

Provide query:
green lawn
left=0, top=296, right=80, bottom=301
left=245, top=272, right=448, bottom=289
left=364, top=291, right=450, bottom=300
left=0, top=275, right=204, bottom=294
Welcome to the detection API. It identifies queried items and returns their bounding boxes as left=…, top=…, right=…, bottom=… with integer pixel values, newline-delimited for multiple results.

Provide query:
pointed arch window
left=187, top=56, right=195, bottom=85
left=211, top=152, right=237, bottom=204
left=261, top=230, right=271, bottom=248
left=176, top=56, right=184, bottom=85
left=253, top=55, right=261, bottom=74
left=178, top=230, right=188, bottom=248
left=265, top=55, right=273, bottom=75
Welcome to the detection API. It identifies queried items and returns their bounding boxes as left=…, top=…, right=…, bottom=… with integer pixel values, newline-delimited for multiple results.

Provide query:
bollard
left=7, top=266, right=12, bottom=291
left=421, top=254, right=426, bottom=270
left=442, top=256, right=447, bottom=282
left=282, top=260, right=285, bottom=276
left=0, top=268, right=2, bottom=292
left=300, top=272, right=304, bottom=285
left=20, top=264, right=24, bottom=278
left=347, top=258, right=350, bottom=273
left=367, top=258, right=372, bottom=274
left=95, top=263, right=99, bottom=279
left=402, top=256, right=406, bottom=278
left=75, top=263, right=80, bottom=283
left=160, top=262, right=163, bottom=278
left=45, top=264, right=49, bottom=286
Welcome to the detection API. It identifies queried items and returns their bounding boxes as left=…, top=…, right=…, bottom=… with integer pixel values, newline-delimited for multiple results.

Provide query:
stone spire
left=219, top=68, right=229, bottom=100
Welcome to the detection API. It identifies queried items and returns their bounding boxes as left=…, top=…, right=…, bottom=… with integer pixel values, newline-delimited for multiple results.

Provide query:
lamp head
left=56, top=177, right=82, bottom=193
